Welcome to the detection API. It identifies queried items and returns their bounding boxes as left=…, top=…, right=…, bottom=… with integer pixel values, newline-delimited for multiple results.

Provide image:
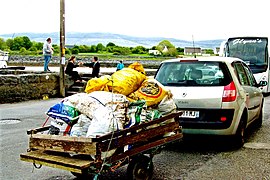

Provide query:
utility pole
left=59, top=0, right=65, bottom=97
left=192, top=35, right=196, bottom=58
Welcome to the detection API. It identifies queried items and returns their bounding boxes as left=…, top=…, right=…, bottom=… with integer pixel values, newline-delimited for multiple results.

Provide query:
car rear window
left=155, top=61, right=231, bottom=86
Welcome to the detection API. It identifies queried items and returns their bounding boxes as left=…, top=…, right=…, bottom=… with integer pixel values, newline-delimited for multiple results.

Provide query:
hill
left=0, top=32, right=225, bottom=49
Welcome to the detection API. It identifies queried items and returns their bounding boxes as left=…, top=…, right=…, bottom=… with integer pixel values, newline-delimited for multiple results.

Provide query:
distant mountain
left=0, top=32, right=225, bottom=49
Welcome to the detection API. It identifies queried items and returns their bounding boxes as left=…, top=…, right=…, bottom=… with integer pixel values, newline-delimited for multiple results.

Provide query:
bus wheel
left=127, top=155, right=154, bottom=180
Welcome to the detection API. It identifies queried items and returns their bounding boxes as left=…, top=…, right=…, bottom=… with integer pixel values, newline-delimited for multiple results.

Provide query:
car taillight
left=222, top=81, right=237, bottom=102
left=179, top=59, right=198, bottom=62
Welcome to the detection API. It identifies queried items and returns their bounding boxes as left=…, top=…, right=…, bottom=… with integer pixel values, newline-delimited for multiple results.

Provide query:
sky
left=1, top=0, right=269, bottom=41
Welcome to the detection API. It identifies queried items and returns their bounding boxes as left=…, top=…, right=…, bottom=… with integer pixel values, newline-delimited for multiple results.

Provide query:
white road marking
left=244, top=142, right=270, bottom=150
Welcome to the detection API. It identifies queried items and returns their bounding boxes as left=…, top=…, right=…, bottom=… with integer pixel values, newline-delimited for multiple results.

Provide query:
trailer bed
left=20, top=111, right=183, bottom=178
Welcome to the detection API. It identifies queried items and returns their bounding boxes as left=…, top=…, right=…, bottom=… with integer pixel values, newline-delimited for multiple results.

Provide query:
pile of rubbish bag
left=46, top=62, right=177, bottom=138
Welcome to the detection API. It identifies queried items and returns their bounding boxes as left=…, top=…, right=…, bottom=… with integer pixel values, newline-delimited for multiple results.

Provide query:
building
left=149, top=50, right=161, bottom=55
left=184, top=47, right=202, bottom=55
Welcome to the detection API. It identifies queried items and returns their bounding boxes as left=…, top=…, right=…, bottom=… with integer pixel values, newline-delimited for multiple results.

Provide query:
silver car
left=155, top=56, right=267, bottom=147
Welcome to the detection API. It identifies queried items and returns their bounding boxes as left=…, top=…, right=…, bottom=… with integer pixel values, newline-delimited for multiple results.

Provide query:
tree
left=176, top=47, right=184, bottom=55
left=9, top=36, right=33, bottom=51
left=0, top=38, right=8, bottom=50
left=52, top=44, right=59, bottom=54
left=132, top=46, right=146, bottom=54
left=156, top=40, right=178, bottom=56
left=176, top=47, right=184, bottom=53
left=22, top=36, right=32, bottom=49
left=29, top=46, right=37, bottom=51
left=205, top=49, right=214, bottom=54
left=6, top=39, right=13, bottom=50
left=106, top=42, right=116, bottom=47
left=70, top=45, right=80, bottom=54
left=150, top=46, right=157, bottom=50
left=10, top=37, right=24, bottom=50
left=113, top=46, right=131, bottom=55
left=90, top=45, right=97, bottom=53
left=78, top=45, right=90, bottom=53
left=32, top=41, right=43, bottom=50
left=20, top=47, right=28, bottom=55
left=96, top=43, right=105, bottom=52
left=29, top=46, right=38, bottom=55
left=106, top=46, right=113, bottom=53
left=65, top=48, right=71, bottom=55
left=71, top=48, right=79, bottom=54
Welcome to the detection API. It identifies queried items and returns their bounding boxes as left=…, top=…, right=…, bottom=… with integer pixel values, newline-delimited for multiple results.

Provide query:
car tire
left=233, top=117, right=246, bottom=148
left=254, top=104, right=263, bottom=128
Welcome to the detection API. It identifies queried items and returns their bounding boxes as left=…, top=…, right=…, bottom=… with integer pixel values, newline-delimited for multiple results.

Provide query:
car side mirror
left=258, top=80, right=267, bottom=87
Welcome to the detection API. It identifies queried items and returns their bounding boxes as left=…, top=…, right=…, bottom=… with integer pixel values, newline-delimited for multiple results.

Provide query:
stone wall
left=0, top=71, right=60, bottom=104
left=7, top=55, right=164, bottom=69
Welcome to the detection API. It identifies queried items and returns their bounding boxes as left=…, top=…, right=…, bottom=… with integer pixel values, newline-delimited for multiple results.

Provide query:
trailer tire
left=127, top=155, right=154, bottom=180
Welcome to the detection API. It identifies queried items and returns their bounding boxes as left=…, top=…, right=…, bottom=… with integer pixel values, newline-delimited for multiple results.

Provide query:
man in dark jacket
left=83, top=56, right=100, bottom=78
left=65, top=56, right=83, bottom=82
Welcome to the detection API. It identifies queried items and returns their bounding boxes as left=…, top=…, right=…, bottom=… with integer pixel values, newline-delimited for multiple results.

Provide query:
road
left=0, top=96, right=270, bottom=179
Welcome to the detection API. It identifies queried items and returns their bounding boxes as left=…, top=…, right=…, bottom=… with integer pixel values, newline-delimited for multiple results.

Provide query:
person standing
left=83, top=56, right=100, bottom=78
left=65, top=56, right=84, bottom=82
left=43, top=37, right=54, bottom=71
left=116, top=60, right=124, bottom=71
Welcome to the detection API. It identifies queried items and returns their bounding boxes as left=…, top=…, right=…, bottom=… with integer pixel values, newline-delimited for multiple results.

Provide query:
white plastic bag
left=70, top=114, right=92, bottom=137
left=86, top=106, right=123, bottom=138
left=158, top=94, right=177, bottom=116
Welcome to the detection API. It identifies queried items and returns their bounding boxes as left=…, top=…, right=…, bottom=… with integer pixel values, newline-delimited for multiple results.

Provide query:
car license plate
left=180, top=111, right=199, bottom=118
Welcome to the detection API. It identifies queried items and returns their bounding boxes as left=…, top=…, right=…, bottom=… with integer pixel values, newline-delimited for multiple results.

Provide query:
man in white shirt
left=43, top=37, right=54, bottom=71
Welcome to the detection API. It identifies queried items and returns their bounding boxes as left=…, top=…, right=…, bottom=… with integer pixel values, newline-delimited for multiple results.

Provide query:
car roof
left=161, top=56, right=244, bottom=64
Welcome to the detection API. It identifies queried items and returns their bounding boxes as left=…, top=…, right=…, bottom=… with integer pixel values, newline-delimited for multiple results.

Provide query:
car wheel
left=234, top=117, right=246, bottom=148
left=254, top=104, right=263, bottom=128
left=127, top=155, right=154, bottom=180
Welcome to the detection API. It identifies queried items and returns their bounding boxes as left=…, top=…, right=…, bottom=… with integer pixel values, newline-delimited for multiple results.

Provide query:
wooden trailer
left=20, top=112, right=183, bottom=179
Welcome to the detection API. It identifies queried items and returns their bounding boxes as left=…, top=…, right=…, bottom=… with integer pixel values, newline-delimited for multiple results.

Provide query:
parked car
left=154, top=56, right=267, bottom=147
left=197, top=65, right=219, bottom=76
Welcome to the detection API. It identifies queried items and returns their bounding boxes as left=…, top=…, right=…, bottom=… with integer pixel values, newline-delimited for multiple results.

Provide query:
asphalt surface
left=0, top=96, right=270, bottom=180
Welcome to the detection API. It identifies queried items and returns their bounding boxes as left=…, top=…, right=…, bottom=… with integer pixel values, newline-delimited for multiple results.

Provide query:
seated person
left=65, top=56, right=84, bottom=82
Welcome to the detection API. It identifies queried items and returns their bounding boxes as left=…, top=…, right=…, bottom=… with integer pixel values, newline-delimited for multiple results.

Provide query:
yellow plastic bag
left=128, top=62, right=146, bottom=75
left=129, top=78, right=168, bottom=107
left=84, top=75, right=110, bottom=93
left=107, top=68, right=146, bottom=96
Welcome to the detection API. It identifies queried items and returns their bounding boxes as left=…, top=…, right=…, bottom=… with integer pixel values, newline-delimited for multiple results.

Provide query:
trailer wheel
left=127, top=155, right=154, bottom=180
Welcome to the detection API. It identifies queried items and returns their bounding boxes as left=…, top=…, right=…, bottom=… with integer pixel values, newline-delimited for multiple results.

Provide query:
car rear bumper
left=178, top=109, right=235, bottom=135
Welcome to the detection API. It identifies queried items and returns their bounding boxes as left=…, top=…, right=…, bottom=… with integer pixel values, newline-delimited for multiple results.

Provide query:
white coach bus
left=220, top=37, right=270, bottom=94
